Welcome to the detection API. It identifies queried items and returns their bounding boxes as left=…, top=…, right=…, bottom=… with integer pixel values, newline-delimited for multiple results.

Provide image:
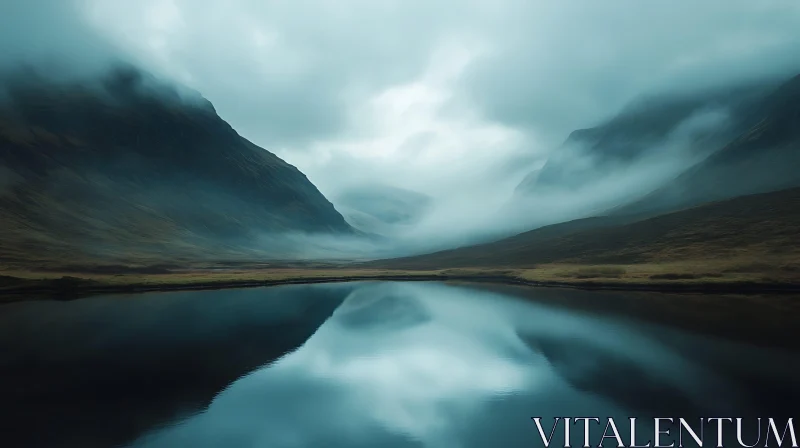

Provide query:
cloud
left=83, top=0, right=480, bottom=146
left=80, top=0, right=800, bottom=147
left=461, top=0, right=800, bottom=140
left=0, top=0, right=121, bottom=77
left=8, top=0, right=800, bottom=163
left=278, top=39, right=530, bottom=197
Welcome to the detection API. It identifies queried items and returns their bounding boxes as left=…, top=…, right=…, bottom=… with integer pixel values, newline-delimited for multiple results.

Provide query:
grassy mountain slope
left=0, top=67, right=352, bottom=266
left=370, top=187, right=800, bottom=273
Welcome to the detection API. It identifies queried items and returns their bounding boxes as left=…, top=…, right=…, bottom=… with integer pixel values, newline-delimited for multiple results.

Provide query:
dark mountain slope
left=616, top=73, right=800, bottom=215
left=0, top=67, right=352, bottom=265
left=371, top=187, right=800, bottom=269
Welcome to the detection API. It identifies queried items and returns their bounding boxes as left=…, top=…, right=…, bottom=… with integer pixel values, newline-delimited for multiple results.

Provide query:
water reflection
left=120, top=282, right=799, bottom=448
left=0, top=284, right=352, bottom=448
left=2, top=282, right=798, bottom=447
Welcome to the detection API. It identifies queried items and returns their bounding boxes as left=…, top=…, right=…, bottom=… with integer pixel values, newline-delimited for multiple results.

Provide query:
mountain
left=516, top=80, right=776, bottom=194
left=0, top=66, right=352, bottom=266
left=616, top=73, right=800, bottom=215
left=333, top=184, right=432, bottom=234
left=370, top=187, right=800, bottom=270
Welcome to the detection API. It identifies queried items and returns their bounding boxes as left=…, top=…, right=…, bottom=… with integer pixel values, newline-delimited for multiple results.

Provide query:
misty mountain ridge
left=0, top=65, right=353, bottom=265
left=616, top=72, right=800, bottom=215
left=333, top=184, right=433, bottom=234
left=511, top=71, right=799, bottom=228
left=434, top=72, right=800, bottom=272
left=516, top=79, right=780, bottom=195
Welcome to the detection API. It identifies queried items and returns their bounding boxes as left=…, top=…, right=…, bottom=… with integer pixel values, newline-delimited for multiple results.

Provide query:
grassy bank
left=3, top=258, right=800, bottom=303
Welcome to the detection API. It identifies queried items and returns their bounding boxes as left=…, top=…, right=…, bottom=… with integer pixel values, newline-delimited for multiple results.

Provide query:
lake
left=1, top=282, right=798, bottom=448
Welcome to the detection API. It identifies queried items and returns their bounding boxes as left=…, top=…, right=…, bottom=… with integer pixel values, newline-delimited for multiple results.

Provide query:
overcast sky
left=18, top=0, right=789, bottom=195
left=3, top=0, right=800, bottom=249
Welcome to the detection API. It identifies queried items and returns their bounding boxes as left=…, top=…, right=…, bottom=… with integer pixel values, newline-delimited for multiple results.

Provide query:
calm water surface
left=1, top=282, right=798, bottom=448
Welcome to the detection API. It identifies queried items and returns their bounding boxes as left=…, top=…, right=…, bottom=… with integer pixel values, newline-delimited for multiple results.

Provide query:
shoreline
left=3, top=270, right=799, bottom=351
left=2, top=272, right=800, bottom=302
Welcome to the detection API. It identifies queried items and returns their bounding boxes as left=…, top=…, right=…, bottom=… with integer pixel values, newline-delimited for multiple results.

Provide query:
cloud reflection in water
left=128, top=282, right=767, bottom=448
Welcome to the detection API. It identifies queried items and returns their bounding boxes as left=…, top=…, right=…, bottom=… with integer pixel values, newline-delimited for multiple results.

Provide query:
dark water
left=1, top=282, right=798, bottom=448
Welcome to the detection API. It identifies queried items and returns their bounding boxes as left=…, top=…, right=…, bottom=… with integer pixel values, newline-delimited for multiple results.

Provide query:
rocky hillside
left=0, top=66, right=352, bottom=266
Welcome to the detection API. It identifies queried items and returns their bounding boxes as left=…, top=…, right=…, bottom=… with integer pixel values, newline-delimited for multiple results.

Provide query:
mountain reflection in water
left=127, top=282, right=799, bottom=448
left=1, top=282, right=798, bottom=448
